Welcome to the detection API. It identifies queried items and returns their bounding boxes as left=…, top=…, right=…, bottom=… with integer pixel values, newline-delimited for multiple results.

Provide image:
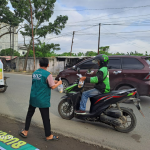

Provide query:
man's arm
left=47, top=74, right=62, bottom=89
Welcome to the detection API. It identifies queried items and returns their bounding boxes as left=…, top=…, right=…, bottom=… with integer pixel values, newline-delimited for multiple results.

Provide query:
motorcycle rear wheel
left=114, top=107, right=137, bottom=133
left=58, top=99, right=74, bottom=120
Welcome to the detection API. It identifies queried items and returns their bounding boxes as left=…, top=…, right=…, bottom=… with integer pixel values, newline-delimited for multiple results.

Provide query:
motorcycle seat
left=90, top=88, right=136, bottom=99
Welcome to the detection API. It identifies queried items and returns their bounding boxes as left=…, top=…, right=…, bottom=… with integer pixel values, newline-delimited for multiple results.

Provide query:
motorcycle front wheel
left=58, top=99, right=74, bottom=120
left=114, top=107, right=137, bottom=133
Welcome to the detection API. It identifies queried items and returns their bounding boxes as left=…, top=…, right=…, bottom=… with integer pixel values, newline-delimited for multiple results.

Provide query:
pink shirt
left=47, top=74, right=55, bottom=87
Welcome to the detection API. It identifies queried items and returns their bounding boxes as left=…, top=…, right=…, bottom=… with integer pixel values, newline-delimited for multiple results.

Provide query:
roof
left=56, top=56, right=94, bottom=59
left=108, top=55, right=147, bottom=58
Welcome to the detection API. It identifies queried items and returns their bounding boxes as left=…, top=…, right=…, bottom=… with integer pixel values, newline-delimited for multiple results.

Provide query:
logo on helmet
left=102, top=55, right=108, bottom=62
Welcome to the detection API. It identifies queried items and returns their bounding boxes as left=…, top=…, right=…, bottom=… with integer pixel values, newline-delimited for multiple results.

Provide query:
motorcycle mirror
left=72, top=65, right=77, bottom=71
left=87, top=70, right=94, bottom=75
left=77, top=67, right=80, bottom=73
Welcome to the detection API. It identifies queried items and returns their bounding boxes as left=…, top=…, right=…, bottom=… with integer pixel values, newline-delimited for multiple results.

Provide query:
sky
left=8, top=0, right=150, bottom=55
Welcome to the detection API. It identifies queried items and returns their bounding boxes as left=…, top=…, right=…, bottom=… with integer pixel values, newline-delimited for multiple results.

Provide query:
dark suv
left=55, top=55, right=150, bottom=96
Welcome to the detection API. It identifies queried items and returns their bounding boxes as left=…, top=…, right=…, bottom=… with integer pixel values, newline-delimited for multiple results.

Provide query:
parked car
left=55, top=55, right=150, bottom=96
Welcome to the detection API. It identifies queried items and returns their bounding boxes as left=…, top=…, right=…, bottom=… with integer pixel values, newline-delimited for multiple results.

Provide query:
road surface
left=0, top=73, right=150, bottom=150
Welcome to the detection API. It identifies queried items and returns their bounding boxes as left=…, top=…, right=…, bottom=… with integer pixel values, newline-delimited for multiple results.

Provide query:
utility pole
left=98, top=23, right=101, bottom=54
left=70, top=31, right=75, bottom=56
left=10, top=26, right=12, bottom=57
left=29, top=0, right=36, bottom=71
left=12, top=26, right=14, bottom=57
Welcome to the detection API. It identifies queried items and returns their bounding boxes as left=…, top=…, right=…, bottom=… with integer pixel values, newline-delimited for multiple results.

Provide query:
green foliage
left=56, top=50, right=150, bottom=57
left=77, top=52, right=84, bottom=56
left=24, top=42, right=60, bottom=57
left=57, top=52, right=76, bottom=56
left=0, top=48, right=20, bottom=56
left=85, top=51, right=97, bottom=56
left=10, top=0, right=68, bottom=39
left=0, top=0, right=22, bottom=26
left=99, top=46, right=109, bottom=52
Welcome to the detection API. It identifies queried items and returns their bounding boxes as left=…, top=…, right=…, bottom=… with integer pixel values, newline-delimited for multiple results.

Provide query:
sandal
left=19, top=129, right=27, bottom=138
left=46, top=135, right=59, bottom=141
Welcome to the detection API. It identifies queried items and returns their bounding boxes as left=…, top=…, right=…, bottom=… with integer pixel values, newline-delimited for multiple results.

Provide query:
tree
left=57, top=52, right=76, bottom=56
left=26, top=41, right=60, bottom=57
left=10, top=0, right=68, bottom=71
left=35, top=41, right=60, bottom=57
left=0, top=0, right=23, bottom=41
left=0, top=48, right=20, bottom=56
left=0, top=0, right=22, bottom=26
left=99, top=46, right=109, bottom=52
left=77, top=52, right=84, bottom=56
left=85, top=51, right=97, bottom=56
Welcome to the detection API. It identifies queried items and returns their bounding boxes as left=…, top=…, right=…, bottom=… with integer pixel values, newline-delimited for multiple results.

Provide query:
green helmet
left=92, top=54, right=109, bottom=67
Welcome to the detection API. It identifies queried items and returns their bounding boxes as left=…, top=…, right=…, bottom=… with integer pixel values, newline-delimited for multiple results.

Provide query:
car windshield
left=145, top=59, right=150, bottom=66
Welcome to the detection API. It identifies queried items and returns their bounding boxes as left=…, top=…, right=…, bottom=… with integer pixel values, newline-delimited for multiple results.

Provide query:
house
left=0, top=23, right=18, bottom=52
left=18, top=45, right=27, bottom=56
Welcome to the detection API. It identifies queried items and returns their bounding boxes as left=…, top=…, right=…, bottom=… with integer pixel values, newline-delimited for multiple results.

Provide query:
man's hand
left=80, top=76, right=86, bottom=81
left=54, top=80, right=58, bottom=84
left=58, top=80, right=62, bottom=85
left=51, top=80, right=62, bottom=89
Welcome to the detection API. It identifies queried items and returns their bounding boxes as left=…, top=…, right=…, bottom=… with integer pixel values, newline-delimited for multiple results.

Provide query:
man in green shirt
left=75, top=54, right=110, bottom=114
left=19, top=58, right=62, bottom=141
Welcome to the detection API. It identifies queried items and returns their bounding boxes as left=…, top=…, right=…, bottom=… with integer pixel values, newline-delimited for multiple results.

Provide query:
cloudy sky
left=11, top=0, right=150, bottom=55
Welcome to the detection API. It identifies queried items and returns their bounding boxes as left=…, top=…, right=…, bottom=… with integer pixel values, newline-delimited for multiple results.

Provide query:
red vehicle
left=55, top=55, right=150, bottom=96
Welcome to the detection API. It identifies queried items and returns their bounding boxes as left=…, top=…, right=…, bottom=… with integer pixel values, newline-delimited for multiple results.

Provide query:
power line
left=48, top=25, right=98, bottom=40
left=75, top=30, right=150, bottom=35
left=54, top=5, right=150, bottom=11
left=66, top=14, right=150, bottom=27
left=102, top=26, right=149, bottom=51
left=67, top=6, right=150, bottom=25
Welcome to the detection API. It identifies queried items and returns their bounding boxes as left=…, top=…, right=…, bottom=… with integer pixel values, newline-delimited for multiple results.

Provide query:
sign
left=0, top=59, right=4, bottom=85
left=0, top=131, right=39, bottom=150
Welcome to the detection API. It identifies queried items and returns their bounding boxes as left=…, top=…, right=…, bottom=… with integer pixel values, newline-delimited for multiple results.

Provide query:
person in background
left=19, top=58, right=62, bottom=141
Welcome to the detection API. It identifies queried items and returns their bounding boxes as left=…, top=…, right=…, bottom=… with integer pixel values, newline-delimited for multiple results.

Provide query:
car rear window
left=122, top=58, right=144, bottom=70
left=79, top=60, right=99, bottom=69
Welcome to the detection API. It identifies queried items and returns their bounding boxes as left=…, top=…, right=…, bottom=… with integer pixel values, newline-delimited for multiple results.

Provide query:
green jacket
left=86, top=67, right=110, bottom=93
left=30, top=68, right=51, bottom=108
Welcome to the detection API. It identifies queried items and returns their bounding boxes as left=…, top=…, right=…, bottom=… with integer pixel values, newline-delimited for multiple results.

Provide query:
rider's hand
left=80, top=76, right=86, bottom=81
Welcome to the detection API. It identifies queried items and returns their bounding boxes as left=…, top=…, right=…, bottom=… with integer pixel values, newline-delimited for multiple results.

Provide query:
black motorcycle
left=58, top=68, right=144, bottom=133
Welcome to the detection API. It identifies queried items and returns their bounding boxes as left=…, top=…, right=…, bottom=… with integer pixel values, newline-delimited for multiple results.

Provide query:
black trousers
left=25, top=105, right=51, bottom=137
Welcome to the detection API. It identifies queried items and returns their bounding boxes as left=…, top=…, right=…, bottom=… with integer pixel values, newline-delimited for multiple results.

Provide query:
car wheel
left=117, top=86, right=133, bottom=103
left=62, top=79, right=69, bottom=91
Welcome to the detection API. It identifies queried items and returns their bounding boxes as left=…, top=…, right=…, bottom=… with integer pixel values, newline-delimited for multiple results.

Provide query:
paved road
left=0, top=73, right=150, bottom=150
left=0, top=115, right=109, bottom=150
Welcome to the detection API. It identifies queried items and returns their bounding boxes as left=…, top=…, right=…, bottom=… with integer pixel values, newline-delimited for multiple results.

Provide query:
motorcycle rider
left=75, top=54, right=110, bottom=114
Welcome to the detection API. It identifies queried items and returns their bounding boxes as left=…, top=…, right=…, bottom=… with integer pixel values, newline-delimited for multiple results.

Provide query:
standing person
left=75, top=54, right=110, bottom=114
left=19, top=58, right=62, bottom=141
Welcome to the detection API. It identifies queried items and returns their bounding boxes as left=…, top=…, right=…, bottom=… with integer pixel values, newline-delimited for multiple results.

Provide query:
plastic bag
left=77, top=74, right=84, bottom=88
left=58, top=77, right=63, bottom=93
